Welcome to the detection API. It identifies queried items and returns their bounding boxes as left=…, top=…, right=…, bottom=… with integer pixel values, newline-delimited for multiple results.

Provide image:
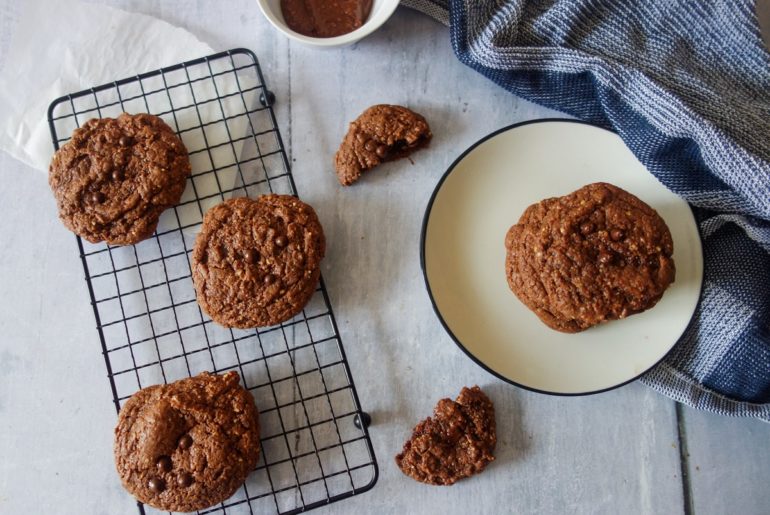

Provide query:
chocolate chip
left=112, top=168, right=124, bottom=181
left=91, top=191, right=106, bottom=204
left=580, top=222, right=595, bottom=235
left=177, top=472, right=193, bottom=487
left=598, top=251, right=614, bottom=265
left=244, top=249, right=259, bottom=264
left=156, top=456, right=172, bottom=473
left=263, top=274, right=276, bottom=285
left=274, top=235, right=287, bottom=248
left=364, top=140, right=377, bottom=152
left=119, top=136, right=133, bottom=147
left=148, top=477, right=165, bottom=493
left=610, top=229, right=625, bottom=241
left=375, top=144, right=389, bottom=158
left=178, top=434, right=192, bottom=449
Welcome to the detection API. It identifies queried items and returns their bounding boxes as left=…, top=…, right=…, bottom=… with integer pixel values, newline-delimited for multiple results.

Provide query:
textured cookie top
left=396, top=386, right=496, bottom=486
left=505, top=182, right=676, bottom=333
left=192, top=195, right=326, bottom=328
left=113, top=371, right=260, bottom=513
left=334, top=104, right=432, bottom=186
left=48, top=113, right=190, bottom=245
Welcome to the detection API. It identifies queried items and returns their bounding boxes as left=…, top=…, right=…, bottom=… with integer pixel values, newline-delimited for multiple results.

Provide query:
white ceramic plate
left=421, top=119, right=703, bottom=395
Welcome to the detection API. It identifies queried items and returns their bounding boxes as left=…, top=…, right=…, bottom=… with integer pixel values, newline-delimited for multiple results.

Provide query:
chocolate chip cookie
left=192, top=195, right=326, bottom=328
left=334, top=104, right=432, bottom=186
left=114, top=371, right=260, bottom=512
left=49, top=113, right=191, bottom=245
left=505, top=182, right=676, bottom=333
left=396, top=386, right=496, bottom=486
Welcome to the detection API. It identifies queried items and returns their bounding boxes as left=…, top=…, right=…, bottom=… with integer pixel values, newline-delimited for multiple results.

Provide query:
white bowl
left=256, top=0, right=399, bottom=47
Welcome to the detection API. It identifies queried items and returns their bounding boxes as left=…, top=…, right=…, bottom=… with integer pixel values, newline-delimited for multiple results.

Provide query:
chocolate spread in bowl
left=280, top=0, right=373, bottom=38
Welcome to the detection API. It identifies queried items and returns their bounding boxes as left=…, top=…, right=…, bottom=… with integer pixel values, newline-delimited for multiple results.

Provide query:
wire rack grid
left=47, top=48, right=378, bottom=515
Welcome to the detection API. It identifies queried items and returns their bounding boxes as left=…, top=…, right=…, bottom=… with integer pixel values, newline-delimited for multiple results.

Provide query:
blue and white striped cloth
left=404, top=0, right=770, bottom=421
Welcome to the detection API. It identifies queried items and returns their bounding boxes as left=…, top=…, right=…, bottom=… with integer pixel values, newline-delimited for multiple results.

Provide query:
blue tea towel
left=404, top=0, right=770, bottom=421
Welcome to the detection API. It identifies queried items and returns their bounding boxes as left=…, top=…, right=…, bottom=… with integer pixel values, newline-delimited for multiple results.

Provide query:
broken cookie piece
left=334, top=104, right=432, bottom=186
left=395, top=386, right=496, bottom=485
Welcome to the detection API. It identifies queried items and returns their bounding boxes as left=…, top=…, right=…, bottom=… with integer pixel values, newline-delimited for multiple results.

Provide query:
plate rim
left=419, top=117, right=703, bottom=397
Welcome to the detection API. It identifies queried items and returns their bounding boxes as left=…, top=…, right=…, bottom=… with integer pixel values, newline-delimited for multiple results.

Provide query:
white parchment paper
left=0, top=0, right=214, bottom=171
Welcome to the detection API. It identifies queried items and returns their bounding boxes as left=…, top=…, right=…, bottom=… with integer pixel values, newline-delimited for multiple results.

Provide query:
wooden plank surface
left=0, top=2, right=767, bottom=514
left=681, top=406, right=770, bottom=515
left=286, top=9, right=685, bottom=514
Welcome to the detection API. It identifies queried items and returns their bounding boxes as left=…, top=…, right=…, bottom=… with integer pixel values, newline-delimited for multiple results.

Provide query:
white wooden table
left=0, top=2, right=768, bottom=514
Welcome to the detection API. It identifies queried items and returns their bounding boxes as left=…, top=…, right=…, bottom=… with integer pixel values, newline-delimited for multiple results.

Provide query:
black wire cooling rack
left=47, top=48, right=378, bottom=515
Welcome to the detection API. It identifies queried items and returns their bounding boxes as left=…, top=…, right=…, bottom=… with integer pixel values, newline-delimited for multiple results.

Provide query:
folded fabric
left=404, top=0, right=770, bottom=421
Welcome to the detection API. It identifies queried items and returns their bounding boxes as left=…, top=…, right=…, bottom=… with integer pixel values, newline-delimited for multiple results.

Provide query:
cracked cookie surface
left=505, top=182, right=676, bottom=333
left=192, top=195, right=326, bottom=328
left=334, top=104, right=431, bottom=186
left=48, top=113, right=190, bottom=245
left=114, top=371, right=260, bottom=512
left=396, top=386, right=496, bottom=486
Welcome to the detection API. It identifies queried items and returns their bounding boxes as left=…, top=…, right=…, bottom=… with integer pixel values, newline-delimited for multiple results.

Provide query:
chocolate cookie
left=192, top=195, right=326, bottom=328
left=49, top=113, right=191, bottom=245
left=505, top=182, right=676, bottom=333
left=395, top=386, right=496, bottom=486
left=114, top=371, right=260, bottom=512
left=334, top=104, right=432, bottom=186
